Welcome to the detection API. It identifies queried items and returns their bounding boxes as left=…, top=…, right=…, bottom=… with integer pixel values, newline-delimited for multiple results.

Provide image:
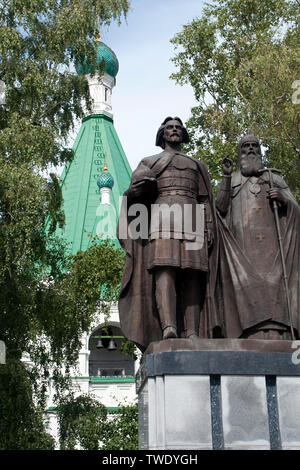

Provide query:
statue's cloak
left=217, top=171, right=300, bottom=337
left=117, top=151, right=222, bottom=352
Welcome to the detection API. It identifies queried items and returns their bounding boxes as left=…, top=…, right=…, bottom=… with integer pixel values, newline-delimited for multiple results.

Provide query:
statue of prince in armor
left=117, top=117, right=221, bottom=352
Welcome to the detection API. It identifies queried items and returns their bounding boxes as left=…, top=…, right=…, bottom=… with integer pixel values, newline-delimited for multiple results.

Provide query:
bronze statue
left=217, top=135, right=300, bottom=340
left=117, top=117, right=221, bottom=352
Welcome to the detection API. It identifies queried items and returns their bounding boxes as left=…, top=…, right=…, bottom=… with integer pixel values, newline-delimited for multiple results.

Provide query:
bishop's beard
left=240, top=154, right=263, bottom=177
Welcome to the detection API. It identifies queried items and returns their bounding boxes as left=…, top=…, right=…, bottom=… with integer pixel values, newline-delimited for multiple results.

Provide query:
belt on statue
left=157, top=189, right=197, bottom=197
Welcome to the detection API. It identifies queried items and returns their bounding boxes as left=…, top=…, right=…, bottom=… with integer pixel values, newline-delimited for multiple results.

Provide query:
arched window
left=88, top=323, right=135, bottom=377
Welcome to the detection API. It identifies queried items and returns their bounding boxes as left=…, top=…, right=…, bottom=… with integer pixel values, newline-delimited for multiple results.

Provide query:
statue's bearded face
left=163, top=120, right=183, bottom=146
left=239, top=140, right=263, bottom=176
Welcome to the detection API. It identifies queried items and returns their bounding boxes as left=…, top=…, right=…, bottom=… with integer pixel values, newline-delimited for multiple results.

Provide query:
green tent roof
left=56, top=113, right=131, bottom=254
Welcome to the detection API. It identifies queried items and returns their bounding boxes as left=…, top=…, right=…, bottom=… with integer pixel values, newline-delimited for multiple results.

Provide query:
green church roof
left=55, top=113, right=131, bottom=254
left=75, top=40, right=119, bottom=78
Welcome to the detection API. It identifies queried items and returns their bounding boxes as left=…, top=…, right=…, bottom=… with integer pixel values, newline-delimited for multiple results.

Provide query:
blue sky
left=96, top=0, right=206, bottom=170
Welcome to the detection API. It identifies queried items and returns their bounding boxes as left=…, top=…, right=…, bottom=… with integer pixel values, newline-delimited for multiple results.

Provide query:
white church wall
left=42, top=303, right=138, bottom=447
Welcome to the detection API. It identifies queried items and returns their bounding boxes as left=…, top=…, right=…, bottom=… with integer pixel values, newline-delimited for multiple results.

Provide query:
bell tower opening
left=88, top=323, right=135, bottom=378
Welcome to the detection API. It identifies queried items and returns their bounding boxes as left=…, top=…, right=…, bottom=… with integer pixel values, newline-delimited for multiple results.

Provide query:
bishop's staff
left=258, top=167, right=295, bottom=341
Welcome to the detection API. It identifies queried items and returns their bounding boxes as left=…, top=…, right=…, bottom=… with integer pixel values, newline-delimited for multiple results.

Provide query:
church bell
left=96, top=338, right=104, bottom=349
left=108, top=338, right=117, bottom=351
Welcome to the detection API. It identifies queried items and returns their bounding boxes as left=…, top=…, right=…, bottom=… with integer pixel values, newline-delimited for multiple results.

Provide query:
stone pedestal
left=136, top=339, right=300, bottom=450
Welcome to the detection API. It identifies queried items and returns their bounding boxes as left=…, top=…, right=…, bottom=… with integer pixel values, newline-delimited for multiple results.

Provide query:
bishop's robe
left=217, top=170, right=300, bottom=338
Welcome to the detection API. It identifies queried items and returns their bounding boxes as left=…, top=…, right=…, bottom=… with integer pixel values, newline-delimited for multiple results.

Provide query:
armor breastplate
left=150, top=154, right=205, bottom=243
left=156, top=155, right=199, bottom=198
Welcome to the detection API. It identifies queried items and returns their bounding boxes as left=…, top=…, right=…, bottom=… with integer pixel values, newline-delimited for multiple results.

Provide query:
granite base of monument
left=136, top=339, right=300, bottom=450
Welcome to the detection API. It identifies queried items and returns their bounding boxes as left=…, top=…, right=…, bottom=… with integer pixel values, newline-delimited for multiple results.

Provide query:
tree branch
left=274, top=110, right=300, bottom=155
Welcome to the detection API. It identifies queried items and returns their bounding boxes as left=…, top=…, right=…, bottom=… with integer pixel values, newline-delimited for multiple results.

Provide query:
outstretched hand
left=222, top=155, right=233, bottom=176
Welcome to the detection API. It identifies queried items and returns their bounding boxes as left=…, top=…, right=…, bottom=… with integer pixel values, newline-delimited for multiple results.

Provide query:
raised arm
left=216, top=156, right=233, bottom=215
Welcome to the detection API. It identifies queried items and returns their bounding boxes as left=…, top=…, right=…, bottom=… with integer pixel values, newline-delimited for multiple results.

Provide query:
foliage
left=56, top=394, right=138, bottom=450
left=57, top=394, right=108, bottom=450
left=0, top=0, right=129, bottom=449
left=103, top=402, right=138, bottom=450
left=29, top=237, right=125, bottom=379
left=170, top=0, right=300, bottom=200
left=120, top=338, right=138, bottom=361
left=0, top=355, right=55, bottom=450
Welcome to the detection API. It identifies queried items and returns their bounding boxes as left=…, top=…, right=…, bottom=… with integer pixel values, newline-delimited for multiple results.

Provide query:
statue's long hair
left=155, top=116, right=189, bottom=149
